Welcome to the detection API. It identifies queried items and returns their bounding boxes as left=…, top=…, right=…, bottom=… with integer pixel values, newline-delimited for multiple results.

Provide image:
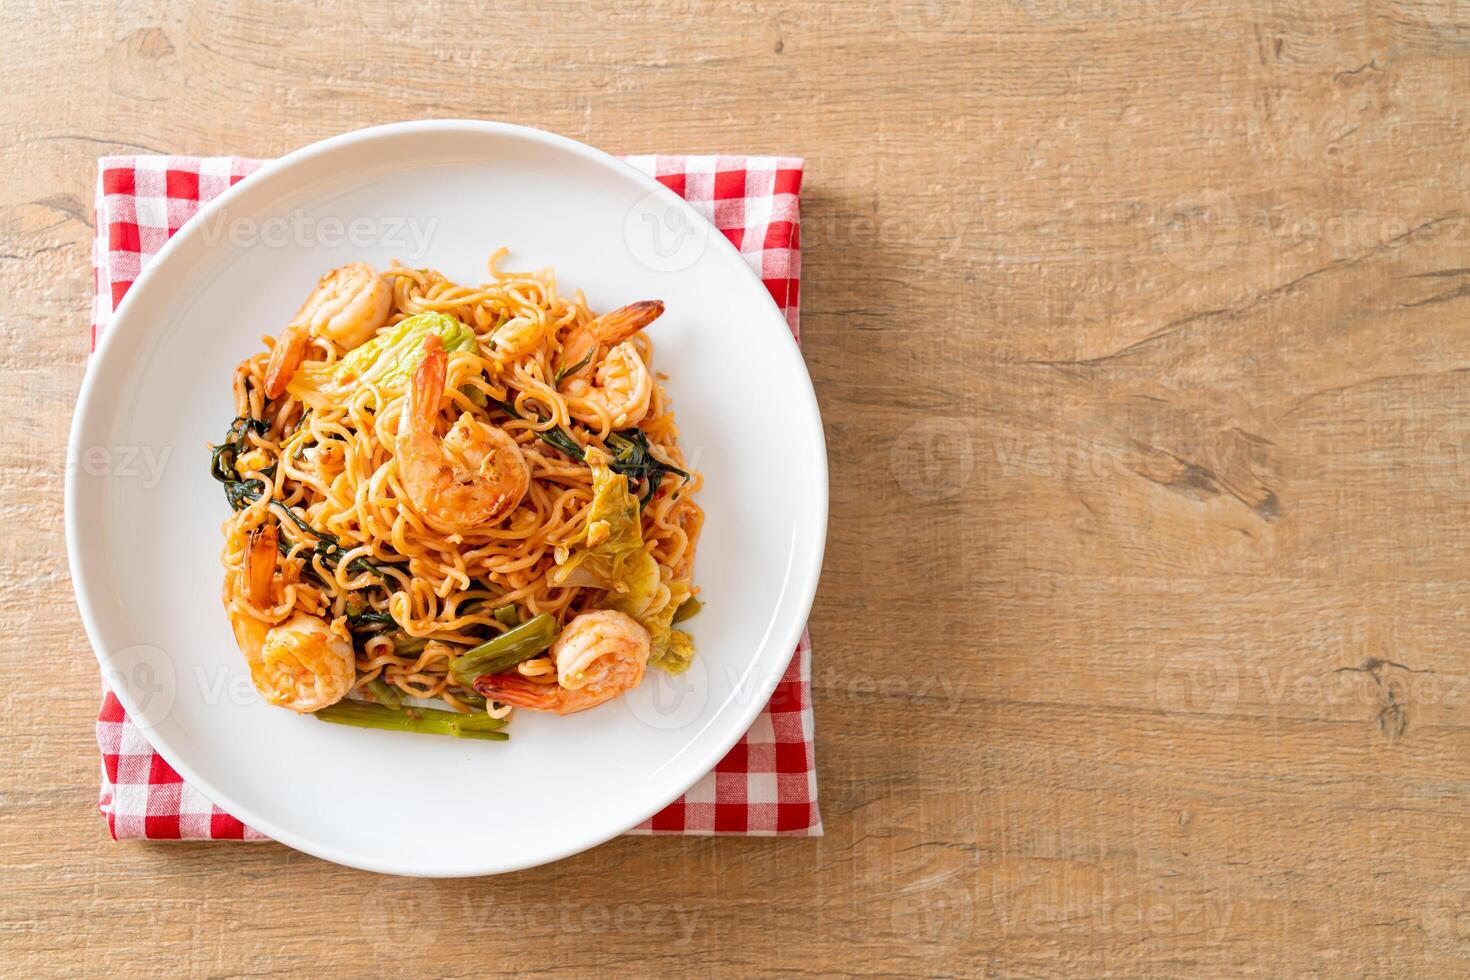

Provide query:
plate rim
left=65, top=119, right=829, bottom=876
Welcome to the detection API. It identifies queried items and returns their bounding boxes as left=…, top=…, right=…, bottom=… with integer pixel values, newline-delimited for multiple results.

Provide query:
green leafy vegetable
left=209, top=416, right=270, bottom=509
left=392, top=632, right=428, bottom=656
left=487, top=398, right=685, bottom=509
left=346, top=608, right=397, bottom=634
left=489, top=396, right=586, bottom=460
left=672, top=597, right=702, bottom=623
left=550, top=454, right=694, bottom=672
left=208, top=418, right=401, bottom=581
left=549, top=454, right=655, bottom=591
left=658, top=629, right=696, bottom=674
left=606, top=428, right=690, bottom=507
left=458, top=383, right=488, bottom=407
left=271, top=499, right=397, bottom=578
left=288, top=409, right=313, bottom=459
left=620, top=575, right=692, bottom=674
left=553, top=350, right=593, bottom=386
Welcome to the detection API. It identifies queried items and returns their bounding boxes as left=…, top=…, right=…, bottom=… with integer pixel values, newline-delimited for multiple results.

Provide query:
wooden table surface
left=7, top=0, right=1470, bottom=974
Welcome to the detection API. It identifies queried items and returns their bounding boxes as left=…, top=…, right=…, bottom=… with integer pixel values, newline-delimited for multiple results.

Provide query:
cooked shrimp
left=484, top=314, right=547, bottom=369
left=227, top=524, right=355, bottom=713
left=565, top=341, right=653, bottom=429
left=558, top=301, right=662, bottom=429
left=558, top=300, right=664, bottom=381
left=472, top=610, right=651, bottom=714
left=396, top=334, right=530, bottom=533
left=555, top=301, right=661, bottom=426
left=264, top=262, right=393, bottom=398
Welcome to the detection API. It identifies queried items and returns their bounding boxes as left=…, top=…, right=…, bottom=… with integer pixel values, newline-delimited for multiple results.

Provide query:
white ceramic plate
left=66, top=121, right=827, bottom=876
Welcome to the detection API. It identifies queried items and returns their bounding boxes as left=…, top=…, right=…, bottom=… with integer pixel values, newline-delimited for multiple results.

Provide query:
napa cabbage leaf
left=550, top=449, right=695, bottom=672
left=286, top=313, right=476, bottom=407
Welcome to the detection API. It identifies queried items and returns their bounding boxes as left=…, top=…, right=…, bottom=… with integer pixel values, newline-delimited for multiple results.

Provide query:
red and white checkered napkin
left=91, top=152, right=820, bottom=840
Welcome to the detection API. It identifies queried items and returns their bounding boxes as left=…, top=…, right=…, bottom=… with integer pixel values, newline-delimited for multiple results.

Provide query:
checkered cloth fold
left=91, top=151, right=820, bottom=840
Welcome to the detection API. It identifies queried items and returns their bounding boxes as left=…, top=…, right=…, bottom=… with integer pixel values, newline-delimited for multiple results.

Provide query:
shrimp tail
left=472, top=673, right=562, bottom=711
left=263, top=324, right=309, bottom=399
left=412, top=334, right=447, bottom=424
left=594, top=300, right=664, bottom=344
left=243, top=523, right=278, bottom=604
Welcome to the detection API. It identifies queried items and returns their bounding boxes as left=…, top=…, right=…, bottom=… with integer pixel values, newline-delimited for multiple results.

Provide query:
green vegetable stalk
left=449, top=613, right=558, bottom=683
left=362, top=677, right=404, bottom=709
left=314, top=700, right=508, bottom=740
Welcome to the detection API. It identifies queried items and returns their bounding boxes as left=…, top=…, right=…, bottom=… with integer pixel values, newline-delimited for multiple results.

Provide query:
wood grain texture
left=5, top=0, right=1470, bottom=974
